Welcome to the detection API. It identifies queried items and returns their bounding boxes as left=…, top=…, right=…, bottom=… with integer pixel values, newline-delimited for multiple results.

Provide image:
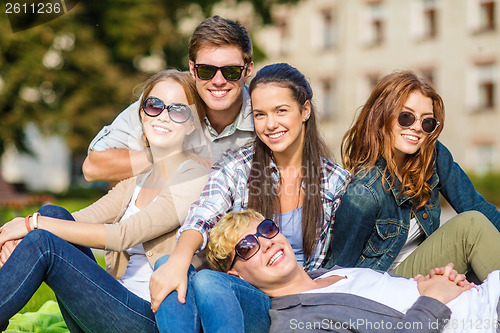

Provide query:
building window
left=367, top=73, right=381, bottom=91
left=370, top=2, right=384, bottom=45
left=469, top=0, right=496, bottom=33
left=423, top=0, right=438, bottom=38
left=420, top=68, right=435, bottom=86
left=275, top=17, right=290, bottom=56
left=322, top=10, right=338, bottom=50
left=319, top=79, right=336, bottom=120
left=480, top=0, right=496, bottom=31
left=477, top=63, right=497, bottom=109
left=362, top=2, right=385, bottom=47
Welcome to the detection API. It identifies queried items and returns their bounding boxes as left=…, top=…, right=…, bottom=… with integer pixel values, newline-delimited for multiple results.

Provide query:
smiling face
left=141, top=79, right=194, bottom=153
left=229, top=218, right=300, bottom=293
left=251, top=84, right=310, bottom=159
left=391, top=91, right=434, bottom=168
left=189, top=45, right=253, bottom=119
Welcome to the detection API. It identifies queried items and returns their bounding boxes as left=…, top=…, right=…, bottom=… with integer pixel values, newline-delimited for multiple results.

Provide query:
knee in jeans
left=38, top=204, right=74, bottom=220
left=192, top=269, right=226, bottom=293
left=24, top=229, right=53, bottom=245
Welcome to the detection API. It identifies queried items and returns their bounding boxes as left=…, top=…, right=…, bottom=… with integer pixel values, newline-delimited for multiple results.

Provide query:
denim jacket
left=327, top=141, right=500, bottom=271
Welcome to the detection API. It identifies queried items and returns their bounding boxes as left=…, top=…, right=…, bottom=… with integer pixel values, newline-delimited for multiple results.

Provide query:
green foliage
left=0, top=0, right=298, bottom=157
left=468, top=172, right=500, bottom=206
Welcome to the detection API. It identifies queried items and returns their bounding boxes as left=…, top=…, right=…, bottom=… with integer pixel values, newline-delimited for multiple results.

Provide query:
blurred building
left=255, top=0, right=500, bottom=173
left=1, top=123, right=71, bottom=193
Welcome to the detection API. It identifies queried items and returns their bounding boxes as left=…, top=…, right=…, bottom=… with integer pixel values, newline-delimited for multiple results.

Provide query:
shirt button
left=146, top=251, right=153, bottom=257
left=423, top=213, right=428, bottom=219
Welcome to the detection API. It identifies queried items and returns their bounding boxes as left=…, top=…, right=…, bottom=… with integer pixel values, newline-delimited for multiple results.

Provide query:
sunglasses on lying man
left=194, top=64, right=247, bottom=81
left=230, top=219, right=280, bottom=269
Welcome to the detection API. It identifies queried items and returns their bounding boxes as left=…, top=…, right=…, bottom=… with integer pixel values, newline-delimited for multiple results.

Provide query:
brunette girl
left=150, top=63, right=350, bottom=332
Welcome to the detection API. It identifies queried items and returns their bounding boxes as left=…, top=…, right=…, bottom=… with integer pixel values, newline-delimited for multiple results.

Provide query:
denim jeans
left=153, top=255, right=200, bottom=333
left=192, top=269, right=271, bottom=333
left=0, top=205, right=157, bottom=333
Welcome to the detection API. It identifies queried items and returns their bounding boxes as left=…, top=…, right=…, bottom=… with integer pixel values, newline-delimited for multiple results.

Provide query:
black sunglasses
left=142, top=97, right=192, bottom=123
left=230, top=219, right=279, bottom=269
left=397, top=111, right=440, bottom=134
left=194, top=64, right=246, bottom=81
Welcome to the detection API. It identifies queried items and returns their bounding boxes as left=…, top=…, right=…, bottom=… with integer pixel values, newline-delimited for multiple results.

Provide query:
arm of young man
left=83, top=149, right=151, bottom=182
left=83, top=99, right=152, bottom=182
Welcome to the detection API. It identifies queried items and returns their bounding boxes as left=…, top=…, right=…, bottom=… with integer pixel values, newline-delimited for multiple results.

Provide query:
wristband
left=25, top=215, right=33, bottom=232
left=33, top=212, right=40, bottom=229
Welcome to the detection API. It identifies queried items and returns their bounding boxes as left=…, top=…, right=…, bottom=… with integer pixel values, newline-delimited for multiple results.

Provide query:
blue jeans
left=192, top=269, right=271, bottom=333
left=153, top=255, right=200, bottom=333
left=0, top=205, right=157, bottom=333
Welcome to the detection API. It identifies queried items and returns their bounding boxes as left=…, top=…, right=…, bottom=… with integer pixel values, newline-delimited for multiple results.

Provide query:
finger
left=432, top=267, right=443, bottom=275
left=1, top=249, right=7, bottom=265
left=414, top=274, right=424, bottom=281
left=442, top=263, right=454, bottom=277
left=150, top=289, right=168, bottom=313
left=177, top=284, right=187, bottom=304
left=454, top=273, right=467, bottom=284
left=448, top=270, right=458, bottom=282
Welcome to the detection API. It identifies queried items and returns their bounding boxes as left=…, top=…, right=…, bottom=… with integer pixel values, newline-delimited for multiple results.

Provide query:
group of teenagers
left=2, top=15, right=500, bottom=333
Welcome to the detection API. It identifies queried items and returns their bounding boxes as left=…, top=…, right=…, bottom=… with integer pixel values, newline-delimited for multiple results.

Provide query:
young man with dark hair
left=83, top=15, right=254, bottom=181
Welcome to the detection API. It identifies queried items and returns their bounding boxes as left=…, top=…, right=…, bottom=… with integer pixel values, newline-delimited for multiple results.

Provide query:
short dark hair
left=188, top=15, right=253, bottom=65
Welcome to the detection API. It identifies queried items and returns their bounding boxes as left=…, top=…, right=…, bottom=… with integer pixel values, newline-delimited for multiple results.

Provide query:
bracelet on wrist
left=25, top=215, right=33, bottom=232
left=33, top=212, right=40, bottom=229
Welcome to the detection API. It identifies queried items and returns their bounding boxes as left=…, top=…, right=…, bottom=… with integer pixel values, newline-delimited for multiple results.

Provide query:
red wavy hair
left=342, top=71, right=445, bottom=209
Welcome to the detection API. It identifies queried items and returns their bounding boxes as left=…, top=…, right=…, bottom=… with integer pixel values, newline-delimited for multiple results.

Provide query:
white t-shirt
left=389, top=217, right=425, bottom=271
left=118, top=171, right=154, bottom=302
left=305, top=268, right=500, bottom=332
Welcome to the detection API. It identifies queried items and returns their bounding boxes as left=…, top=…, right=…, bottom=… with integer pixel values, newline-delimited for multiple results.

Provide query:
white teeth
left=267, top=250, right=283, bottom=266
left=402, top=134, right=418, bottom=141
left=268, top=132, right=285, bottom=139
left=211, top=90, right=228, bottom=97
left=153, top=126, right=170, bottom=133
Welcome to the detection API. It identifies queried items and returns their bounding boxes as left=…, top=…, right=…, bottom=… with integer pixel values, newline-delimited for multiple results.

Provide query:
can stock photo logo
left=4, top=0, right=79, bottom=32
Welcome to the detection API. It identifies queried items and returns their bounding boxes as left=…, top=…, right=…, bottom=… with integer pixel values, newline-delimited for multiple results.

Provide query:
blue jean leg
left=153, top=255, right=201, bottom=333
left=192, top=269, right=271, bottom=333
left=0, top=229, right=158, bottom=332
left=37, top=204, right=96, bottom=332
left=37, top=204, right=95, bottom=261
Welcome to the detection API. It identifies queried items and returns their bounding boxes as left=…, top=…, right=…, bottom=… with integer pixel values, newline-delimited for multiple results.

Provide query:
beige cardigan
left=72, top=160, right=209, bottom=279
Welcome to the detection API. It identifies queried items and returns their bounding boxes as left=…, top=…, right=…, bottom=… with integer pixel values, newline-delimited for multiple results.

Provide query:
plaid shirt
left=179, top=146, right=351, bottom=271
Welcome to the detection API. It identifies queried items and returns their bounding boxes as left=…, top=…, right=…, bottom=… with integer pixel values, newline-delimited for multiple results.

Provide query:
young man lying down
left=205, top=209, right=500, bottom=333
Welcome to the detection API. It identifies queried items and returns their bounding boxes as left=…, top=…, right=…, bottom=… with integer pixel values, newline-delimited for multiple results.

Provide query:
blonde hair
left=207, top=210, right=264, bottom=272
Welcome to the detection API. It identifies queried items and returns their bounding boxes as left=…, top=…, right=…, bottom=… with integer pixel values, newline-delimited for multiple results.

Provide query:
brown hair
left=188, top=15, right=253, bottom=65
left=207, top=209, right=265, bottom=272
left=342, top=71, right=445, bottom=209
left=247, top=63, right=330, bottom=258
